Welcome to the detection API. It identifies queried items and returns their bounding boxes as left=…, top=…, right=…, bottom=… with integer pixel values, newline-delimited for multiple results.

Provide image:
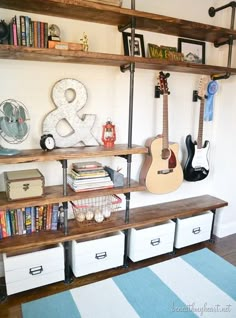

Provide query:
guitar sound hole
left=162, top=148, right=170, bottom=160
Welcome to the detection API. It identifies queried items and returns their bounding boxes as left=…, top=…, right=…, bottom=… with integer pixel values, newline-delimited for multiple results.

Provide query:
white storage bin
left=72, top=231, right=125, bottom=277
left=3, top=243, right=65, bottom=295
left=128, top=220, right=176, bottom=262
left=0, top=253, right=4, bottom=277
left=174, top=211, right=213, bottom=248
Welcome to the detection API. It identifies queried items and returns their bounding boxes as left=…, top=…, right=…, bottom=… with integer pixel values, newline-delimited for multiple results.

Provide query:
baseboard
left=213, top=221, right=236, bottom=238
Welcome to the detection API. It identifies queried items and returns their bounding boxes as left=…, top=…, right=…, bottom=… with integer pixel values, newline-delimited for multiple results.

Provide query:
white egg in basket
left=94, top=210, right=104, bottom=223
left=85, top=209, right=94, bottom=221
left=103, top=206, right=111, bottom=218
left=76, top=212, right=85, bottom=222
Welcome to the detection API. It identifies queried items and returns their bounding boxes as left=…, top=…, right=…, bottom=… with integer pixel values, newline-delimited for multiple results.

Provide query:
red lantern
left=102, top=119, right=116, bottom=148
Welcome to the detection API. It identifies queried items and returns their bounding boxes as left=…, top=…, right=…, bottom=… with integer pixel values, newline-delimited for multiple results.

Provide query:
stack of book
left=0, top=203, right=60, bottom=239
left=67, top=161, right=114, bottom=192
left=8, top=15, right=48, bottom=48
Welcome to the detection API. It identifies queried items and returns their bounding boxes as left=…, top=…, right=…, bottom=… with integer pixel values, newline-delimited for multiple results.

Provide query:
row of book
left=67, top=161, right=114, bottom=192
left=0, top=203, right=62, bottom=239
left=8, top=15, right=49, bottom=48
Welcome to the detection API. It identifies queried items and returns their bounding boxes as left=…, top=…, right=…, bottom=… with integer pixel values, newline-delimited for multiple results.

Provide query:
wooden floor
left=1, top=233, right=236, bottom=318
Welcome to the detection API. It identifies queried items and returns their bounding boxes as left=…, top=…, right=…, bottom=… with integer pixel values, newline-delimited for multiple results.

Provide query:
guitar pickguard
left=192, top=144, right=210, bottom=170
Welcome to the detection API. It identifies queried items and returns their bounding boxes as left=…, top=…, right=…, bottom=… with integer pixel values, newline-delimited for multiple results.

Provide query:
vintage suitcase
left=4, top=169, right=45, bottom=201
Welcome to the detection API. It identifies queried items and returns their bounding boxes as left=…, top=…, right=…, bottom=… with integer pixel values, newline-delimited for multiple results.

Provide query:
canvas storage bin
left=0, top=253, right=4, bottom=277
left=174, top=211, right=213, bottom=248
left=3, top=243, right=64, bottom=295
left=128, top=220, right=176, bottom=262
left=4, top=168, right=44, bottom=201
left=72, top=231, right=124, bottom=277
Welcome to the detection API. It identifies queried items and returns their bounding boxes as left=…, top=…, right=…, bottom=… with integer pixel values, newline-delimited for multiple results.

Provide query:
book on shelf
left=30, top=206, right=36, bottom=233
left=0, top=210, right=7, bottom=238
left=8, top=14, right=49, bottom=48
left=67, top=176, right=114, bottom=191
left=72, top=161, right=103, bottom=170
left=71, top=168, right=109, bottom=179
left=68, top=174, right=112, bottom=184
left=8, top=16, right=18, bottom=46
left=68, top=183, right=114, bottom=192
left=51, top=203, right=59, bottom=231
left=25, top=206, right=32, bottom=234
left=0, top=203, right=61, bottom=240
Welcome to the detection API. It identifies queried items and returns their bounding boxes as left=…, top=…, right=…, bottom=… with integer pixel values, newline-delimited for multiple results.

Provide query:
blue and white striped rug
left=22, top=248, right=236, bottom=318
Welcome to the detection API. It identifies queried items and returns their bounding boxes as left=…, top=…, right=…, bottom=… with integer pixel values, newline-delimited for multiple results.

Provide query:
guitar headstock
left=198, top=75, right=209, bottom=99
left=158, top=71, right=170, bottom=95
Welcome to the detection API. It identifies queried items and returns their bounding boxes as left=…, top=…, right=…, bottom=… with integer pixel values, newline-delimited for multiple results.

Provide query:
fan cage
left=0, top=98, right=30, bottom=144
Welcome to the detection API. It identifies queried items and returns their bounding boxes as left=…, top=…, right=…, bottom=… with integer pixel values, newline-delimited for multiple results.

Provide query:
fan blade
left=0, top=118, right=16, bottom=139
left=16, top=122, right=28, bottom=139
left=18, top=105, right=26, bottom=121
left=3, top=102, right=14, bottom=119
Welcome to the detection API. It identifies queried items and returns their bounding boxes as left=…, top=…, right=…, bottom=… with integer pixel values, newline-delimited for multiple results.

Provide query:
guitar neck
left=197, top=98, right=204, bottom=149
left=163, top=94, right=169, bottom=149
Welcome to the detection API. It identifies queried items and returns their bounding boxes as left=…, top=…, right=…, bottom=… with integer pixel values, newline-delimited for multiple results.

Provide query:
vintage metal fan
left=0, top=99, right=30, bottom=155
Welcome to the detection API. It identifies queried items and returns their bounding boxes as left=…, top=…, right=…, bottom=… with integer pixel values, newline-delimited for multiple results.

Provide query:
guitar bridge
left=157, top=169, right=173, bottom=174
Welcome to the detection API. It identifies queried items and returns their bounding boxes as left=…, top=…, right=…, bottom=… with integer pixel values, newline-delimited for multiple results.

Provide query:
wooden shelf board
left=0, top=144, right=147, bottom=164
left=1, top=0, right=236, bottom=43
left=0, top=45, right=235, bottom=76
left=0, top=194, right=228, bottom=253
left=0, top=181, right=145, bottom=210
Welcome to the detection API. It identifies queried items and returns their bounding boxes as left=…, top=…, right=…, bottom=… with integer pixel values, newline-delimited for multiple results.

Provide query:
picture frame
left=178, top=38, right=205, bottom=64
left=122, top=32, right=145, bottom=57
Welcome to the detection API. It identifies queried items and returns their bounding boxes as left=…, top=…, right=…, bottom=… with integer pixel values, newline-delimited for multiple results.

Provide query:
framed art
left=122, top=32, right=145, bottom=57
left=178, top=38, right=205, bottom=64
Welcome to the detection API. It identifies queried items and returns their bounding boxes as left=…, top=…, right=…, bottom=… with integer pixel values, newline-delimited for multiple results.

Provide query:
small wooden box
left=48, top=40, right=83, bottom=50
left=128, top=220, right=175, bottom=262
left=3, top=244, right=64, bottom=295
left=4, top=169, right=45, bottom=201
left=71, top=231, right=124, bottom=277
left=174, top=211, right=213, bottom=248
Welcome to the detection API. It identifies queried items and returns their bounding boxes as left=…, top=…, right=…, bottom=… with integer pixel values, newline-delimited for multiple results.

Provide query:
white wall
left=0, top=0, right=235, bottom=236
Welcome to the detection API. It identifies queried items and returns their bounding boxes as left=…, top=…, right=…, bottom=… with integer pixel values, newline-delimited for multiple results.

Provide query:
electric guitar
left=183, top=76, right=210, bottom=182
left=139, top=72, right=183, bottom=194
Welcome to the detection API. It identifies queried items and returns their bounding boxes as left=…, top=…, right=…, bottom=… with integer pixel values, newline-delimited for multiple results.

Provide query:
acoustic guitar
left=139, top=71, right=183, bottom=194
left=183, top=76, right=210, bottom=182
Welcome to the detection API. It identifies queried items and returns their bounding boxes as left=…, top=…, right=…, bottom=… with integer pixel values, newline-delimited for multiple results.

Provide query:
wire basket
left=70, top=195, right=122, bottom=224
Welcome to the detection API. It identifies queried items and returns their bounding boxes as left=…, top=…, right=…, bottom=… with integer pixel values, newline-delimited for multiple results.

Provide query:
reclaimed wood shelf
left=1, top=0, right=236, bottom=43
left=0, top=45, right=235, bottom=76
left=0, top=144, right=148, bottom=164
left=0, top=195, right=228, bottom=253
left=0, top=181, right=145, bottom=210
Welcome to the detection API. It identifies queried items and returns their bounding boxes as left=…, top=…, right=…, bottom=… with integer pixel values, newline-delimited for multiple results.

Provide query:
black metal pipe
left=209, top=1, right=236, bottom=17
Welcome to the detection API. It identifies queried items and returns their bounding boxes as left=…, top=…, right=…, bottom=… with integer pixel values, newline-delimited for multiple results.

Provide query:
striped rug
left=22, top=248, right=236, bottom=318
